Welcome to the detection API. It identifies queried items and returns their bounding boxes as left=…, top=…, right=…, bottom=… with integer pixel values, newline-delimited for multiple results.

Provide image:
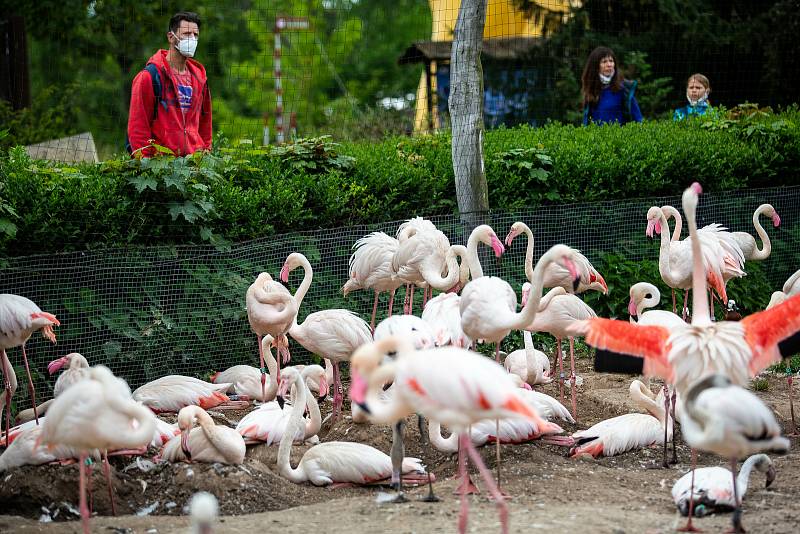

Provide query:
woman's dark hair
left=169, top=12, right=201, bottom=34
left=581, top=46, right=623, bottom=106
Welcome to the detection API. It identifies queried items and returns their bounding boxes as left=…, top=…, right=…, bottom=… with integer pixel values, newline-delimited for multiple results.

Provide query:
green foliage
left=265, top=136, right=355, bottom=174
left=622, top=51, right=673, bottom=119
left=0, top=85, right=80, bottom=149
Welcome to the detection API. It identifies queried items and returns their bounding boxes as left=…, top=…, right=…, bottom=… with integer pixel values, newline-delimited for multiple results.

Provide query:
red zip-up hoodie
left=127, top=49, right=212, bottom=157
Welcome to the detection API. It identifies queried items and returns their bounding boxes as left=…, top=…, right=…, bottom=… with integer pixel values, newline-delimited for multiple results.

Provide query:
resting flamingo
left=236, top=364, right=328, bottom=445
left=517, top=388, right=574, bottom=423
left=48, top=352, right=91, bottom=397
left=159, top=405, right=246, bottom=464
left=277, top=366, right=430, bottom=487
left=421, top=292, right=472, bottom=348
left=628, top=281, right=685, bottom=465
left=503, top=329, right=552, bottom=387
left=132, top=375, right=239, bottom=413
left=572, top=183, right=799, bottom=531
left=350, top=337, right=562, bottom=534
left=672, top=453, right=775, bottom=520
left=39, top=366, right=156, bottom=534
left=246, top=272, right=297, bottom=399
left=281, top=252, right=372, bottom=423
left=0, top=294, right=60, bottom=426
left=341, top=231, right=403, bottom=331
left=569, top=379, right=670, bottom=458
left=766, top=268, right=800, bottom=309
left=0, top=425, right=96, bottom=471
left=505, top=221, right=607, bottom=294
left=522, top=283, right=596, bottom=421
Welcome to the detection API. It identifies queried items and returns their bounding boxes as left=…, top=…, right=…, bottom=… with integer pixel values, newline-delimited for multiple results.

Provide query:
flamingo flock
left=0, top=183, right=797, bottom=534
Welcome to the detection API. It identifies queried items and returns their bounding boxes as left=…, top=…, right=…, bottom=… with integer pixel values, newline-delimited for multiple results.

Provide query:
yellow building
left=407, top=0, right=575, bottom=132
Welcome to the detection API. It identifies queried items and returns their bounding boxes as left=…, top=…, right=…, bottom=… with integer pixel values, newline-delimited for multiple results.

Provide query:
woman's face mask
left=171, top=31, right=198, bottom=58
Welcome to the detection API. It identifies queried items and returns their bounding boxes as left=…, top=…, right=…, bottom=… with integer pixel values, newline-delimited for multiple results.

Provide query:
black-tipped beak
left=572, top=276, right=581, bottom=292
left=766, top=466, right=776, bottom=488
left=276, top=395, right=285, bottom=409
left=318, top=395, right=327, bottom=404
left=631, top=314, right=639, bottom=322
left=357, top=401, right=371, bottom=415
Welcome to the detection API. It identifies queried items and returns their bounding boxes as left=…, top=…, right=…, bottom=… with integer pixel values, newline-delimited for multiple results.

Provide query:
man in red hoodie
left=127, top=12, right=212, bottom=157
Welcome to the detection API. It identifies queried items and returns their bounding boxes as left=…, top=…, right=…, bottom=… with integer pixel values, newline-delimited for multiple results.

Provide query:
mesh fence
left=2, top=2, right=797, bottom=160
left=2, top=185, right=799, bottom=409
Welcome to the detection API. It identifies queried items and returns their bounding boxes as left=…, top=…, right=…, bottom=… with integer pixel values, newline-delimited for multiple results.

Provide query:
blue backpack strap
left=144, top=63, right=164, bottom=120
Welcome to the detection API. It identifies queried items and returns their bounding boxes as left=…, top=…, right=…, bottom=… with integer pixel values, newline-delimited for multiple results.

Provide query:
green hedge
left=1, top=107, right=798, bottom=257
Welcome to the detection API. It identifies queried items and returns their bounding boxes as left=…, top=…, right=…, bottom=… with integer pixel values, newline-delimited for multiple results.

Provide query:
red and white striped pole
left=274, top=16, right=309, bottom=144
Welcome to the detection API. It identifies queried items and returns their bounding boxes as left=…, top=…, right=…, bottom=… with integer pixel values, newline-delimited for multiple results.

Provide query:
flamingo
left=0, top=345, right=17, bottom=448
left=428, top=413, right=570, bottom=453
left=569, top=380, right=670, bottom=458
left=38, top=365, right=156, bottom=534
left=246, top=272, right=298, bottom=399
left=766, top=268, right=800, bottom=309
left=276, top=366, right=430, bottom=487
left=672, top=453, right=776, bottom=519
left=0, top=294, right=60, bottom=426
left=503, top=329, right=552, bottom=386
left=350, top=337, right=562, bottom=534
left=281, top=252, right=372, bottom=423
left=159, top=405, right=246, bottom=464
left=341, top=231, right=404, bottom=332
left=504, top=221, right=608, bottom=294
left=190, top=491, right=219, bottom=534
left=150, top=417, right=180, bottom=448
left=421, top=292, right=472, bottom=348
left=661, top=203, right=781, bottom=261
left=522, top=283, right=596, bottom=421
left=628, top=281, right=685, bottom=466
left=132, top=375, right=238, bottom=413
left=679, top=374, right=789, bottom=532
left=48, top=352, right=91, bottom=397
left=517, top=388, right=574, bottom=423
left=572, top=183, right=800, bottom=531
left=0, top=425, right=97, bottom=471
left=236, top=365, right=328, bottom=445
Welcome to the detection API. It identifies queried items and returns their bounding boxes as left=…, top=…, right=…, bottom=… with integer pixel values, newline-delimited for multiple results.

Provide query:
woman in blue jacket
left=581, top=46, right=643, bottom=126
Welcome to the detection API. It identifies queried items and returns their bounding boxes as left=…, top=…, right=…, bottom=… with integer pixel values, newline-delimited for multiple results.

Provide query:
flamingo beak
left=773, top=212, right=781, bottom=227
left=349, top=371, right=370, bottom=414
left=490, top=235, right=505, bottom=258
left=522, top=382, right=533, bottom=391
left=47, top=356, right=68, bottom=375
left=766, top=465, right=776, bottom=488
left=504, top=229, right=518, bottom=247
left=181, top=432, right=192, bottom=461
left=628, top=298, right=638, bottom=319
left=318, top=377, right=329, bottom=399
left=279, top=264, right=289, bottom=283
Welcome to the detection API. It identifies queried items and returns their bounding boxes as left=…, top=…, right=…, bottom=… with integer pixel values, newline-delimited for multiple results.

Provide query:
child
left=673, top=74, right=714, bottom=120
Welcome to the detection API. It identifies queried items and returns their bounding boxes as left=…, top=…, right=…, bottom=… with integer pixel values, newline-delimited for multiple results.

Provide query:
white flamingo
left=48, top=352, right=91, bottom=397
left=0, top=425, right=96, bottom=471
left=672, top=453, right=776, bottom=519
left=503, top=329, right=552, bottom=386
left=160, top=405, right=246, bottom=464
left=281, top=252, right=372, bottom=423
left=277, top=366, right=430, bottom=487
left=569, top=380, right=670, bottom=458
left=0, top=294, right=60, bottom=427
left=421, top=292, right=472, bottom=348
left=132, top=375, right=235, bottom=413
left=350, top=337, right=562, bottom=534
left=505, top=221, right=608, bottom=294
left=766, top=268, right=800, bottom=309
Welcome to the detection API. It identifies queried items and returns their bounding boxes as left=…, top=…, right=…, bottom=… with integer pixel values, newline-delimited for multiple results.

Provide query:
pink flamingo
left=503, top=329, right=552, bottom=387
left=421, top=292, right=472, bottom=348
left=505, top=221, right=608, bottom=294
left=570, top=380, right=670, bottom=458
left=281, top=252, right=372, bottom=423
left=246, top=272, right=297, bottom=399
left=350, top=336, right=561, bottom=534
left=0, top=425, right=97, bottom=471
left=572, top=183, right=799, bottom=531
left=0, top=294, right=60, bottom=428
left=341, top=231, right=404, bottom=332
left=38, top=365, right=156, bottom=534
left=132, top=375, right=241, bottom=413
left=766, top=268, right=800, bottom=309
left=159, top=405, right=246, bottom=464
left=521, top=283, right=596, bottom=421
left=236, top=364, right=328, bottom=445
left=48, top=352, right=90, bottom=397
left=277, top=366, right=430, bottom=487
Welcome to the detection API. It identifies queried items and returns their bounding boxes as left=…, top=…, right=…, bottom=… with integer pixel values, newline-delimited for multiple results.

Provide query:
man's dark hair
left=169, top=11, right=201, bottom=34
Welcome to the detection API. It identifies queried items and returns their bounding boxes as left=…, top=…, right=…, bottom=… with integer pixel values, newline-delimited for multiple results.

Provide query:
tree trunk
left=449, top=0, right=489, bottom=232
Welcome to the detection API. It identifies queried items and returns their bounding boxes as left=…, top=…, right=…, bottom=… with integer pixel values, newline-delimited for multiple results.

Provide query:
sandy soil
left=2, top=358, right=799, bottom=533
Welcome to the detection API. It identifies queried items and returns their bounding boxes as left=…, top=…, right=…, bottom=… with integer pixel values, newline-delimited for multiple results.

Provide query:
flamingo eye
left=645, top=293, right=652, bottom=299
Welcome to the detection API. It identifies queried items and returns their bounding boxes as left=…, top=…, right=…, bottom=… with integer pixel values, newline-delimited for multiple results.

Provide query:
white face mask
left=599, top=71, right=614, bottom=85
left=171, top=32, right=198, bottom=58
left=687, top=91, right=709, bottom=107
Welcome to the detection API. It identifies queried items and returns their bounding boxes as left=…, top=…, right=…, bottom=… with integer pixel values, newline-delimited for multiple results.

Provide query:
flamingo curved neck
left=299, top=368, right=322, bottom=438
left=277, top=372, right=311, bottom=483
left=661, top=205, right=683, bottom=241
left=421, top=245, right=463, bottom=290
left=736, top=455, right=761, bottom=498
left=630, top=382, right=666, bottom=424
left=515, top=246, right=572, bottom=331
left=260, top=337, right=280, bottom=401
left=521, top=224, right=535, bottom=283
left=685, top=192, right=711, bottom=326
left=749, top=205, right=772, bottom=260
left=428, top=419, right=458, bottom=453
left=465, top=227, right=487, bottom=279
left=654, top=209, right=683, bottom=287
left=291, top=256, right=314, bottom=311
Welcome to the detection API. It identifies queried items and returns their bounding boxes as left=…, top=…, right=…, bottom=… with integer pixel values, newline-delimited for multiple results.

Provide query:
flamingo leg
left=465, top=432, right=509, bottom=534
left=370, top=290, right=379, bottom=334
left=683, top=289, right=690, bottom=321
left=20, top=345, right=39, bottom=424
left=788, top=374, right=798, bottom=436
left=662, top=384, right=671, bottom=468
left=556, top=337, right=565, bottom=404
left=709, top=289, right=715, bottom=321
left=672, top=289, right=677, bottom=314
left=389, top=420, right=407, bottom=502
left=79, top=453, right=90, bottom=534
left=2, top=349, right=11, bottom=448
left=422, top=286, right=429, bottom=308
left=670, top=388, right=679, bottom=463
left=87, top=458, right=94, bottom=515
left=420, top=469, right=439, bottom=502
left=331, top=362, right=342, bottom=424
left=494, top=342, right=503, bottom=492
left=257, top=335, right=267, bottom=401
left=408, top=286, right=415, bottom=315
left=727, top=458, right=745, bottom=533
left=387, top=288, right=395, bottom=317
left=454, top=425, right=479, bottom=495
left=677, top=449, right=702, bottom=532
left=403, top=284, right=411, bottom=315
left=417, top=414, right=429, bottom=445
left=102, top=450, right=117, bottom=516
left=457, top=432, right=470, bottom=534
left=569, top=337, right=578, bottom=422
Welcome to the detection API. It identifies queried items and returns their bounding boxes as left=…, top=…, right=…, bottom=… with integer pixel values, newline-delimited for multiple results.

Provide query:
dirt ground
left=2, top=358, right=799, bottom=533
